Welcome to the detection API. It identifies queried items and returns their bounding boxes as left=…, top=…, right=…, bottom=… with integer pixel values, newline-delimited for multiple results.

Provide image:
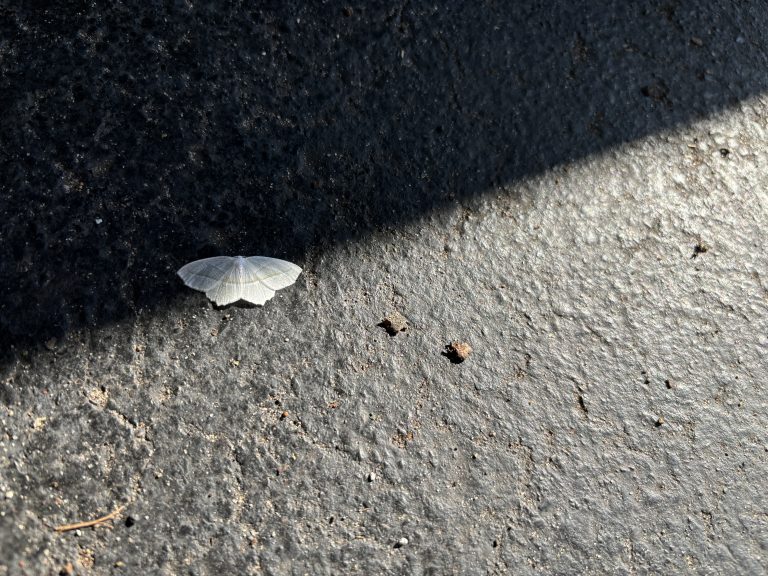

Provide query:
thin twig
left=54, top=505, right=126, bottom=533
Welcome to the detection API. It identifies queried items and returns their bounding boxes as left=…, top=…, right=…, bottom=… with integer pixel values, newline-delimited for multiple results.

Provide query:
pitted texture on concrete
left=1, top=2, right=767, bottom=574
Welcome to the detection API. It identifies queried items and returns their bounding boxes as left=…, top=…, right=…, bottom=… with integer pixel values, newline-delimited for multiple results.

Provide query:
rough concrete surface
left=1, top=1, right=768, bottom=574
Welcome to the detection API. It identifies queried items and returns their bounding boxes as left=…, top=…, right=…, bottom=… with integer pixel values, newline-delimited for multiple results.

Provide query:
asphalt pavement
left=1, top=1, right=767, bottom=574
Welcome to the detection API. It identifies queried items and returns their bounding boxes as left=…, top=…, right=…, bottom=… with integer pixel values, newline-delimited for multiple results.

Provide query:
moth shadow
left=212, top=300, right=262, bottom=311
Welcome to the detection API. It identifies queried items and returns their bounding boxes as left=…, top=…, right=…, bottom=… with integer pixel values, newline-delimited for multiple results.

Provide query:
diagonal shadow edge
left=1, top=1, right=767, bottom=367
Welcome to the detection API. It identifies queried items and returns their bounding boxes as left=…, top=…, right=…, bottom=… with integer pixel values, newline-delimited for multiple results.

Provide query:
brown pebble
left=655, top=416, right=665, bottom=427
left=378, top=311, right=409, bottom=336
left=444, top=341, right=472, bottom=363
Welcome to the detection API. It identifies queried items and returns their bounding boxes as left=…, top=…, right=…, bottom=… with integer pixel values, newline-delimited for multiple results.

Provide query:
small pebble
left=394, top=537, right=408, bottom=548
left=655, top=416, right=665, bottom=427
left=367, top=472, right=376, bottom=482
left=379, top=312, right=409, bottom=336
left=444, top=341, right=472, bottom=363
left=4, top=490, right=14, bottom=500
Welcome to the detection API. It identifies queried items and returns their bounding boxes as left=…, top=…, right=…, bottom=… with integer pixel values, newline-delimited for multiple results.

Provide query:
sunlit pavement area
left=1, top=2, right=767, bottom=574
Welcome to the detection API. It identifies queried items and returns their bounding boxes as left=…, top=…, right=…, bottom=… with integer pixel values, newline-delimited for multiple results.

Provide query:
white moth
left=177, top=256, right=302, bottom=306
